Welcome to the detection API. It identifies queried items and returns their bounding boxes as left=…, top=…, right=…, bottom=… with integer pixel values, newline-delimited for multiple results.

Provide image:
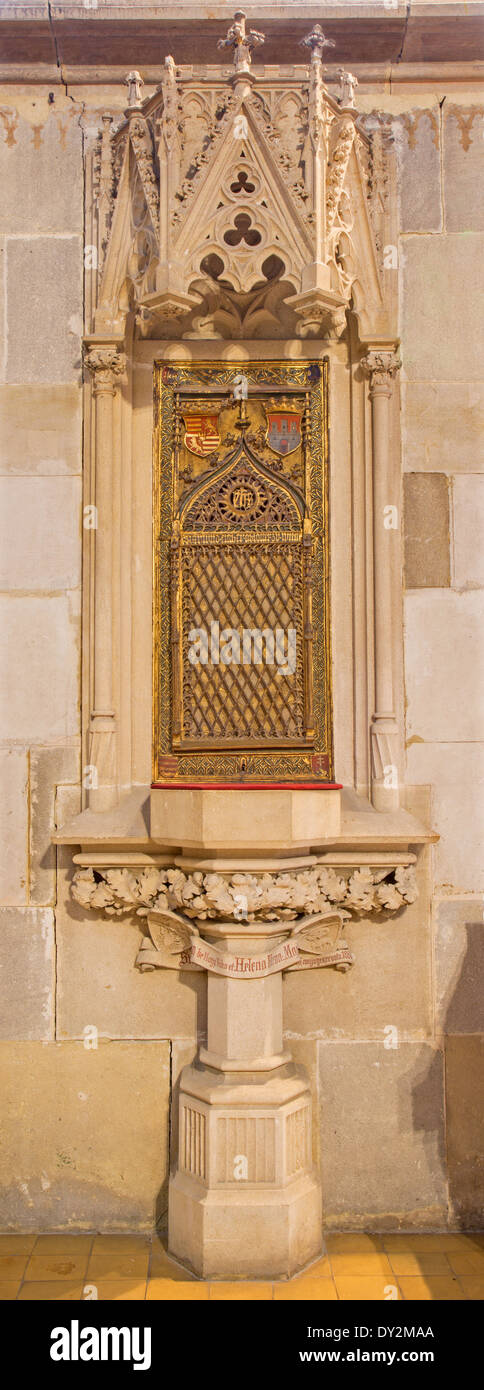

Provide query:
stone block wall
left=0, top=89, right=174, bottom=1230
left=400, top=95, right=484, bottom=1229
left=0, top=77, right=482, bottom=1231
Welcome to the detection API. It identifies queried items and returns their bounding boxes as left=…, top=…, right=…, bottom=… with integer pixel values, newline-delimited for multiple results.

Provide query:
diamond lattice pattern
left=181, top=541, right=305, bottom=741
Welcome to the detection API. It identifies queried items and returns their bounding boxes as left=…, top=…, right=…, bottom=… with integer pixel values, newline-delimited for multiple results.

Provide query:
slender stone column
left=84, top=344, right=126, bottom=811
left=361, top=349, right=401, bottom=812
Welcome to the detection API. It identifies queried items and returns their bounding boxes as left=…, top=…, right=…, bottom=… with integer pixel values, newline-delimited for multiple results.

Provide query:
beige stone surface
left=169, top=1171, right=322, bottom=1279
left=404, top=473, right=450, bottom=588
left=6, top=236, right=82, bottom=384
left=284, top=859, right=431, bottom=1039
left=169, top=1040, right=198, bottom=1180
left=0, top=107, right=83, bottom=236
left=56, top=907, right=206, bottom=1042
left=318, top=1041, right=447, bottom=1225
left=435, top=897, right=484, bottom=1034
left=0, top=384, right=82, bottom=474
left=402, top=381, right=484, bottom=473
left=29, top=745, right=79, bottom=906
left=452, top=475, right=484, bottom=589
left=443, top=105, right=484, bottom=232
left=445, top=1035, right=484, bottom=1226
left=406, top=742, right=484, bottom=892
left=0, top=593, right=80, bottom=741
left=401, top=233, right=484, bottom=381
left=0, top=237, right=5, bottom=383
left=0, top=907, right=54, bottom=1041
left=397, top=108, right=442, bottom=233
left=0, top=477, right=81, bottom=590
left=404, top=591, right=484, bottom=742
left=290, top=1039, right=320, bottom=1169
left=0, top=746, right=28, bottom=903
left=0, top=1041, right=171, bottom=1230
left=150, top=787, right=341, bottom=851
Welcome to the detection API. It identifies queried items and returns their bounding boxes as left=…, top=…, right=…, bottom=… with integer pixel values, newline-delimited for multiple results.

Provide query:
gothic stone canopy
left=92, top=20, right=396, bottom=346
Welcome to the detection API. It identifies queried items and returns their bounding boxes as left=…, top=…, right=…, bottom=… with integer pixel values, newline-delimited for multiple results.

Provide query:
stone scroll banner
left=135, top=910, right=354, bottom=975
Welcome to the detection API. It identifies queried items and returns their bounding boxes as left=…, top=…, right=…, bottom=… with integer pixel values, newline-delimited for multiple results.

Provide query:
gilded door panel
left=153, top=360, right=332, bottom=784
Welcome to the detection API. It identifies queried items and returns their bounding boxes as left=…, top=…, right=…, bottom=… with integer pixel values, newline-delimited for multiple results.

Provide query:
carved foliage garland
left=72, top=863, right=418, bottom=921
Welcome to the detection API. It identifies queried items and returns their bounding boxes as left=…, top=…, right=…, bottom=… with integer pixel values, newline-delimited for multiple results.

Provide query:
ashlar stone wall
left=400, top=94, right=484, bottom=1227
left=0, top=86, right=171, bottom=1230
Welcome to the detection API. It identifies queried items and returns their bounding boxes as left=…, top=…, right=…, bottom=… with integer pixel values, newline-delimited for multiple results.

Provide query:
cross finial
left=300, top=24, right=336, bottom=64
left=125, top=70, right=144, bottom=108
left=217, top=10, right=265, bottom=75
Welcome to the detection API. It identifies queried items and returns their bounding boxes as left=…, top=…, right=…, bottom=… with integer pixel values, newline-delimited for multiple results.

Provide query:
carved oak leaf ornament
left=71, top=864, right=418, bottom=922
left=376, top=880, right=405, bottom=911
left=394, top=865, right=419, bottom=903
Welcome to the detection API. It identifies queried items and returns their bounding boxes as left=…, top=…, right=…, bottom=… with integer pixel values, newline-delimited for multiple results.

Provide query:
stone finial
left=337, top=67, right=358, bottom=108
left=217, top=9, right=265, bottom=75
left=300, top=24, right=336, bottom=65
left=125, top=70, right=144, bottom=109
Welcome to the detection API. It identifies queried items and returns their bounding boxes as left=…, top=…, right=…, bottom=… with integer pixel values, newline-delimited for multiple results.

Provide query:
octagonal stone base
left=168, top=1062, right=322, bottom=1279
left=169, top=1172, right=322, bottom=1281
left=150, top=786, right=341, bottom=852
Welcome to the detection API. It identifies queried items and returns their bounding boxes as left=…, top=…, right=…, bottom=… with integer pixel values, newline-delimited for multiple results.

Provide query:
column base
left=169, top=1170, right=323, bottom=1281
left=168, top=1062, right=323, bottom=1279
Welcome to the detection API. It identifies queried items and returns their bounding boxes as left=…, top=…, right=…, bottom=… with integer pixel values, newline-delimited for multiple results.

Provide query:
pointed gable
left=173, top=94, right=314, bottom=295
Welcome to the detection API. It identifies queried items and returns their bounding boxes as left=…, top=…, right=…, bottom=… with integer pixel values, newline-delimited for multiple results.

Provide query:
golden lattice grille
left=180, top=540, right=305, bottom=743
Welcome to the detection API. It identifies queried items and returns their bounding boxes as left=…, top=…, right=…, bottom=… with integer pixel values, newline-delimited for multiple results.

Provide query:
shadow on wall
left=411, top=913, right=484, bottom=1230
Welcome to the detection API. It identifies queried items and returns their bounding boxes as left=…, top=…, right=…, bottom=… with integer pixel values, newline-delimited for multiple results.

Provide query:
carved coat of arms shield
left=267, top=411, right=302, bottom=456
left=183, top=413, right=221, bottom=457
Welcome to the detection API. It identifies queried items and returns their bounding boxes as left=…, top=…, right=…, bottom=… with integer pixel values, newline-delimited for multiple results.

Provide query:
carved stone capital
left=361, top=349, right=401, bottom=396
left=84, top=345, right=126, bottom=395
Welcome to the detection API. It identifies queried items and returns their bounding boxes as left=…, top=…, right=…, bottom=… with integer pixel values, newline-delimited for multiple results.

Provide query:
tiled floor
left=0, top=1232, right=483, bottom=1300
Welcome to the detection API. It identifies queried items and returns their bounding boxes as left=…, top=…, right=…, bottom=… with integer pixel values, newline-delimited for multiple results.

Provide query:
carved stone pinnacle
left=217, top=10, right=265, bottom=75
left=300, top=24, right=336, bottom=65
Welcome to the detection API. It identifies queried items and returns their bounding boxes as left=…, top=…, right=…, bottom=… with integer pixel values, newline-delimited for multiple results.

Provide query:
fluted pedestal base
left=168, top=1063, right=322, bottom=1280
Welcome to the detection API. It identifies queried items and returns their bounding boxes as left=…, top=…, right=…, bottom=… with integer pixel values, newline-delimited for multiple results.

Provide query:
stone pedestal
left=168, top=916, right=322, bottom=1280
left=162, top=788, right=332, bottom=1279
